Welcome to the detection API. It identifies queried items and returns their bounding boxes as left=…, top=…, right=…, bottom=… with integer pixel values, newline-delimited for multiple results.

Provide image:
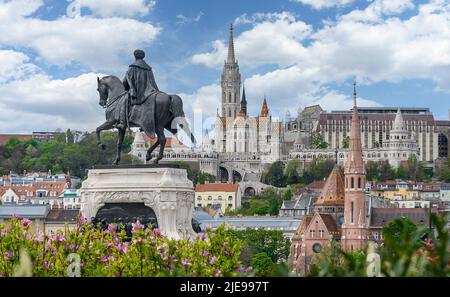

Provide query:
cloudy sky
left=0, top=0, right=449, bottom=135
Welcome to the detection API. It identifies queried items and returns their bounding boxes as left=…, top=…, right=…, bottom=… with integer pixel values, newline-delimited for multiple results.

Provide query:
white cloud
left=0, top=50, right=104, bottom=133
left=293, top=0, right=356, bottom=10
left=0, top=0, right=160, bottom=71
left=78, top=0, right=155, bottom=17
left=179, top=84, right=221, bottom=119
left=176, top=11, right=204, bottom=25
left=0, top=50, right=40, bottom=83
left=313, top=90, right=382, bottom=112
left=191, top=0, right=450, bottom=118
left=192, top=12, right=312, bottom=68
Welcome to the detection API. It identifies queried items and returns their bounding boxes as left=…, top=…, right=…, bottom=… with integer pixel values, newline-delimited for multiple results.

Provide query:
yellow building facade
left=194, top=183, right=242, bottom=212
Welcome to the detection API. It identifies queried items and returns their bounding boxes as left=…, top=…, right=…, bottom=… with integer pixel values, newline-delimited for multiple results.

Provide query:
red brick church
left=289, top=89, right=369, bottom=275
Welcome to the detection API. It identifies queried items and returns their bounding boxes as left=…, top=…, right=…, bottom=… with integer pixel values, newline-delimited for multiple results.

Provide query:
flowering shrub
left=0, top=216, right=249, bottom=277
left=308, top=213, right=450, bottom=277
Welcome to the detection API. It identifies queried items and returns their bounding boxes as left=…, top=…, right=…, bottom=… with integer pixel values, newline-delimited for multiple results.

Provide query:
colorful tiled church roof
left=315, top=166, right=345, bottom=206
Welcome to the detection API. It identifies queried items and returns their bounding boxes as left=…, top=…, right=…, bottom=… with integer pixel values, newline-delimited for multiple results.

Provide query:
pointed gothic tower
left=238, top=84, right=247, bottom=117
left=341, top=83, right=368, bottom=251
left=221, top=24, right=241, bottom=118
left=260, top=95, right=269, bottom=117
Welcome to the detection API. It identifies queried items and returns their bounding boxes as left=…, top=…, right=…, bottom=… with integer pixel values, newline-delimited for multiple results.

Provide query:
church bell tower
left=221, top=24, right=241, bottom=118
left=341, top=83, right=368, bottom=251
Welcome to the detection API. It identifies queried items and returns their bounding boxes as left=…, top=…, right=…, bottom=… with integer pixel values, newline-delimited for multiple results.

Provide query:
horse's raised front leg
left=113, top=128, right=126, bottom=165
left=96, top=121, right=114, bottom=150
left=152, top=129, right=166, bottom=164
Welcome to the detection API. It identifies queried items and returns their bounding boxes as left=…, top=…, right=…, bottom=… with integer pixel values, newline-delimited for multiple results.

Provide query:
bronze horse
left=96, top=75, right=196, bottom=165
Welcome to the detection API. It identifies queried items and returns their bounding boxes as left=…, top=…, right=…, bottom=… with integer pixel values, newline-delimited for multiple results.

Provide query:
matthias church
left=130, top=25, right=450, bottom=191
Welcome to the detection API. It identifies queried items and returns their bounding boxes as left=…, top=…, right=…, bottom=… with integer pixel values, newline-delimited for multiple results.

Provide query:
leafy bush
left=308, top=213, right=450, bottom=277
left=0, top=215, right=249, bottom=277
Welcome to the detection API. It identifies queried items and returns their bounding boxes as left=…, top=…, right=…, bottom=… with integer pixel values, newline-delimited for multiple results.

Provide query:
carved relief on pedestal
left=80, top=167, right=195, bottom=239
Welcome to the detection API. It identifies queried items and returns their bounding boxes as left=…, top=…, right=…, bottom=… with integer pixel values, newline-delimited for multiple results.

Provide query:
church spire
left=227, top=23, right=236, bottom=63
left=239, top=83, right=247, bottom=117
left=260, top=95, right=269, bottom=117
left=342, top=83, right=368, bottom=251
left=345, top=87, right=364, bottom=174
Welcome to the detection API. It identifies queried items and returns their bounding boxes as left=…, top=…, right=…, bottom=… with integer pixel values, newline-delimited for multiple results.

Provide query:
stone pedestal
left=80, top=165, right=195, bottom=239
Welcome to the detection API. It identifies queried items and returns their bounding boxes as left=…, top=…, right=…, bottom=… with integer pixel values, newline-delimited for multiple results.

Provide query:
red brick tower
left=341, top=83, right=368, bottom=251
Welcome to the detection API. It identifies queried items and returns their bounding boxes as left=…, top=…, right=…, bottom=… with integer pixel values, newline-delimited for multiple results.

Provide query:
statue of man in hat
left=116, top=49, right=159, bottom=132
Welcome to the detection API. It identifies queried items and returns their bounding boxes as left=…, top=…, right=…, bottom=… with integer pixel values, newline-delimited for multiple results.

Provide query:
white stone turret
left=383, top=108, right=419, bottom=168
left=201, top=129, right=213, bottom=152
left=130, top=131, right=147, bottom=163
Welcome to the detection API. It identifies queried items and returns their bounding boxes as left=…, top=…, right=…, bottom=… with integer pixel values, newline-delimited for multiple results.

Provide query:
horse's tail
left=170, top=95, right=197, bottom=145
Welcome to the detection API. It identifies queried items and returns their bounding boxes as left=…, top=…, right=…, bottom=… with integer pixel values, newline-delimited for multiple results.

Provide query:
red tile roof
left=195, top=183, right=239, bottom=193
left=142, top=134, right=187, bottom=148
left=0, top=134, right=33, bottom=146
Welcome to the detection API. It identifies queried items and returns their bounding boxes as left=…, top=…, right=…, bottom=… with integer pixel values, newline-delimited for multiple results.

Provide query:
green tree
left=311, top=132, right=328, bottom=149
left=264, top=161, right=286, bottom=187
left=342, top=136, right=350, bottom=149
left=309, top=158, right=335, bottom=181
left=251, top=252, right=274, bottom=276
left=66, top=129, right=74, bottom=144
left=366, top=161, right=380, bottom=181
left=436, top=157, right=450, bottom=182
left=232, top=229, right=291, bottom=265
left=286, top=165, right=300, bottom=185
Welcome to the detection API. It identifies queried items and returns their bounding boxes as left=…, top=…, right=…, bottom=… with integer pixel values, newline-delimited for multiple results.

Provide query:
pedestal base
left=80, top=165, right=195, bottom=239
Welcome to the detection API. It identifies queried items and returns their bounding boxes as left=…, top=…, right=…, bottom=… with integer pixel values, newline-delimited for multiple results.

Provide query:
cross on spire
left=353, top=81, right=357, bottom=108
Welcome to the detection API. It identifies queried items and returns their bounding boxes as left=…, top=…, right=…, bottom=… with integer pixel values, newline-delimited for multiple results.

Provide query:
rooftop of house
left=369, top=207, right=439, bottom=228
left=195, top=183, right=239, bottom=193
left=45, top=209, right=79, bottom=223
left=0, top=205, right=50, bottom=218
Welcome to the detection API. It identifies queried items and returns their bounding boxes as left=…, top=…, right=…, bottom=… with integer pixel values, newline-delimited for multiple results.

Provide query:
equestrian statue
left=95, top=49, right=196, bottom=165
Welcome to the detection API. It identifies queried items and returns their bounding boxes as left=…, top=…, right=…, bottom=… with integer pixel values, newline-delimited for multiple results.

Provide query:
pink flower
left=44, top=261, right=49, bottom=269
left=202, top=251, right=209, bottom=257
left=52, top=233, right=66, bottom=243
left=13, top=213, right=22, bottom=221
left=246, top=267, right=253, bottom=273
left=120, top=243, right=129, bottom=254
left=5, top=251, right=12, bottom=259
left=197, top=233, right=206, bottom=241
left=214, top=268, right=221, bottom=276
left=100, top=254, right=110, bottom=263
left=1, top=226, right=9, bottom=238
left=209, top=256, right=218, bottom=265
left=78, top=212, right=87, bottom=225
left=168, top=255, right=176, bottom=262
left=181, top=259, right=191, bottom=267
left=131, top=221, right=144, bottom=233
left=35, top=232, right=44, bottom=243
left=107, top=224, right=116, bottom=233
left=237, top=266, right=244, bottom=273
left=153, top=228, right=161, bottom=237
left=205, top=224, right=212, bottom=230
left=224, top=250, right=230, bottom=256
left=22, top=218, right=32, bottom=228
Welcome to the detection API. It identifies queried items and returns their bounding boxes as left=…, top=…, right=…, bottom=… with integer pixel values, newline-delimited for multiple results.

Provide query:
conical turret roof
left=315, top=166, right=345, bottom=206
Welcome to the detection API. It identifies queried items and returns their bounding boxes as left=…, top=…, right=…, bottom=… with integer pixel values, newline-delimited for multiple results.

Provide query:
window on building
left=351, top=201, right=354, bottom=224
left=351, top=177, right=354, bottom=189
left=197, top=196, right=202, bottom=201
left=208, top=196, right=212, bottom=200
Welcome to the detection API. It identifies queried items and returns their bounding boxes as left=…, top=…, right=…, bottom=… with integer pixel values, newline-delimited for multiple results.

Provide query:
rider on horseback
left=117, top=49, right=159, bottom=136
